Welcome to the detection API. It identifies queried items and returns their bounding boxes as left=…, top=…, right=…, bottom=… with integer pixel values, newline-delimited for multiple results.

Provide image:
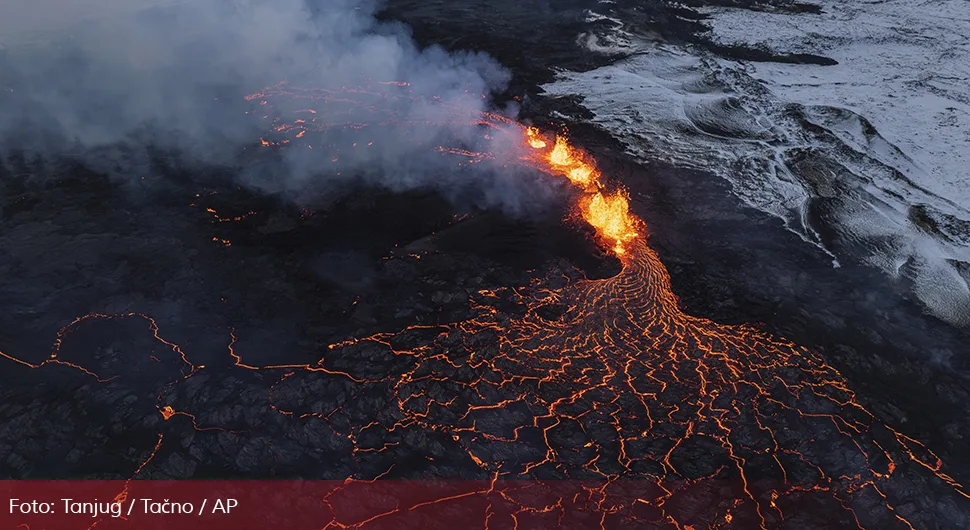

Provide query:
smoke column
left=0, top=0, right=539, bottom=208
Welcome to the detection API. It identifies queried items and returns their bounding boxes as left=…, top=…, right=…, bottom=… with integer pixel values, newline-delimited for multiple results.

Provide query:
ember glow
left=2, top=83, right=966, bottom=529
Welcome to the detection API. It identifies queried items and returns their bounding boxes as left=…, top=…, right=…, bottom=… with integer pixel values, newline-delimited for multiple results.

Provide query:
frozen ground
left=544, top=0, right=970, bottom=326
left=700, top=0, right=970, bottom=208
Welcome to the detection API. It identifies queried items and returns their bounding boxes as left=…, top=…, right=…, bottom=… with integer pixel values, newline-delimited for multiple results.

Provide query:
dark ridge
left=704, top=42, right=839, bottom=65
left=678, top=0, right=823, bottom=15
left=910, top=203, right=970, bottom=246
left=786, top=2, right=823, bottom=13
left=910, top=203, right=944, bottom=236
left=669, top=7, right=711, bottom=21
left=948, top=259, right=970, bottom=286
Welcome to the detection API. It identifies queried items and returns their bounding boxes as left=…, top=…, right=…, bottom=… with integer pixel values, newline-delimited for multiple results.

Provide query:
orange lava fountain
left=524, top=127, right=639, bottom=255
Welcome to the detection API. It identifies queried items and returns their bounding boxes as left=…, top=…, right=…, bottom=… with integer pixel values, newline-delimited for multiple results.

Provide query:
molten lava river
left=2, top=83, right=967, bottom=529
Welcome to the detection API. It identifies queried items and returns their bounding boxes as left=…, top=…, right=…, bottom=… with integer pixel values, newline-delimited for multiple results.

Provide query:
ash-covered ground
left=1, top=0, right=969, bottom=528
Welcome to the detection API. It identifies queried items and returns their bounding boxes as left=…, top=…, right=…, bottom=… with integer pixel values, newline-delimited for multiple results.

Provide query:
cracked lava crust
left=1, top=83, right=967, bottom=529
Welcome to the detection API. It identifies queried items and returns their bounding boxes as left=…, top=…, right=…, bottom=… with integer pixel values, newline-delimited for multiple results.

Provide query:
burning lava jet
left=3, top=83, right=967, bottom=529
left=527, top=127, right=638, bottom=256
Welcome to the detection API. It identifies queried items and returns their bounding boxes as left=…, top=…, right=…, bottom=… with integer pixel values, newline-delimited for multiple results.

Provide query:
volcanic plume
left=0, top=0, right=512, bottom=205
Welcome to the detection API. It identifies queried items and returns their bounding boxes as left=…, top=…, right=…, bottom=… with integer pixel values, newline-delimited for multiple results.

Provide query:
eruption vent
left=522, top=128, right=639, bottom=255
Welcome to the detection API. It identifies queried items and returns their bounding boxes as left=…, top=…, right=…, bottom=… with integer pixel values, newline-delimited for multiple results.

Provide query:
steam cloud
left=0, top=0, right=550, bottom=211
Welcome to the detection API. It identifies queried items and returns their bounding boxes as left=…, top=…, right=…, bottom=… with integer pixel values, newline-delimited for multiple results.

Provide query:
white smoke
left=0, top=0, right=543, bottom=210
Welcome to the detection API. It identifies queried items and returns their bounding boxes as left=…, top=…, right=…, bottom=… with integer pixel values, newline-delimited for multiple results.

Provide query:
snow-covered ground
left=700, top=0, right=970, bottom=208
left=544, top=0, right=970, bottom=326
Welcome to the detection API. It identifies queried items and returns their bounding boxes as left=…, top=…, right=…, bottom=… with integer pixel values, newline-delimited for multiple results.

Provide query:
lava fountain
left=523, top=127, right=638, bottom=255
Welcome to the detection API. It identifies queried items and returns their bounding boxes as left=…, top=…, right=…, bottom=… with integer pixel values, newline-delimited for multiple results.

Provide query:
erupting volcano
left=1, top=82, right=967, bottom=529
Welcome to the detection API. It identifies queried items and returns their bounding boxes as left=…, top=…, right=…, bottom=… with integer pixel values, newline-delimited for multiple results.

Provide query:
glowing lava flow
left=1, top=84, right=968, bottom=529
